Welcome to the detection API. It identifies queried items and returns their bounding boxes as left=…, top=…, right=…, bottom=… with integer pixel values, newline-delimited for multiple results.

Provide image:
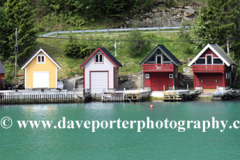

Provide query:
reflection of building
left=80, top=47, right=122, bottom=93
left=188, top=44, right=236, bottom=91
left=21, top=47, right=61, bottom=89
left=140, top=45, right=181, bottom=90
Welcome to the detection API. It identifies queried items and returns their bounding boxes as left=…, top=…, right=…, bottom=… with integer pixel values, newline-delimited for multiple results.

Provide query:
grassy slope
left=26, top=32, right=199, bottom=80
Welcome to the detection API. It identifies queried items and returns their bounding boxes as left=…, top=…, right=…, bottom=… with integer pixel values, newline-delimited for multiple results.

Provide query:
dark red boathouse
left=140, top=45, right=181, bottom=91
left=188, top=44, right=236, bottom=91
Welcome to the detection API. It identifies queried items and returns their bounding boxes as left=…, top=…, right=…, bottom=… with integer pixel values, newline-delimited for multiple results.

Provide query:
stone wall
left=118, top=72, right=143, bottom=90
left=124, top=6, right=198, bottom=28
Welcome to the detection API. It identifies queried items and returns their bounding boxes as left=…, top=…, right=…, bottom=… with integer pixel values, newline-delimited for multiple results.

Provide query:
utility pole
left=14, top=27, right=18, bottom=77
left=114, top=40, right=117, bottom=57
left=227, top=37, right=229, bottom=56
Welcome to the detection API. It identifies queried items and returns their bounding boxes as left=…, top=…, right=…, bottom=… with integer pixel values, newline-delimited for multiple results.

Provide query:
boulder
left=183, top=67, right=192, bottom=74
left=184, top=7, right=195, bottom=17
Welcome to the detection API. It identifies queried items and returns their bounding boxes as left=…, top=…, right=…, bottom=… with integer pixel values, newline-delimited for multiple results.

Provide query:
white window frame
left=37, top=55, right=45, bottom=64
left=145, top=74, right=150, bottom=79
left=206, top=54, right=213, bottom=65
left=213, top=57, right=224, bottom=65
left=169, top=73, right=173, bottom=79
left=95, top=54, right=103, bottom=64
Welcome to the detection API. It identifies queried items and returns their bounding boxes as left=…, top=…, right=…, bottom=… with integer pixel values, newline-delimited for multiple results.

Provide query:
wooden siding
left=194, top=73, right=224, bottom=89
left=192, top=65, right=225, bottom=73
left=144, top=72, right=174, bottom=90
left=0, top=73, right=4, bottom=79
left=25, top=51, right=57, bottom=88
left=142, top=64, right=174, bottom=72
left=200, top=48, right=218, bottom=58
left=84, top=52, right=115, bottom=91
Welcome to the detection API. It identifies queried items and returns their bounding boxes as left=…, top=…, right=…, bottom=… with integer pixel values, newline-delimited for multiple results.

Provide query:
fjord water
left=1, top=101, right=240, bottom=159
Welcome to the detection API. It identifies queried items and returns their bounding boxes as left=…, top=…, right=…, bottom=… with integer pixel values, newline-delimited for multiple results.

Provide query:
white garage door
left=33, top=72, right=49, bottom=88
left=91, top=72, right=108, bottom=93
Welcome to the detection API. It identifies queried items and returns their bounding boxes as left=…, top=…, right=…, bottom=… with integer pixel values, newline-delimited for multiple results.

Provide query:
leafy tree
left=5, top=0, right=37, bottom=62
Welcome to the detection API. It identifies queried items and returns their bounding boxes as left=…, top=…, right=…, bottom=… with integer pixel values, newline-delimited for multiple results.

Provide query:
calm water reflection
left=0, top=101, right=240, bottom=159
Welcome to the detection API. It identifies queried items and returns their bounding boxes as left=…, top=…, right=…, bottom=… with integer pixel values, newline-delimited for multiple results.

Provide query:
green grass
left=24, top=31, right=199, bottom=80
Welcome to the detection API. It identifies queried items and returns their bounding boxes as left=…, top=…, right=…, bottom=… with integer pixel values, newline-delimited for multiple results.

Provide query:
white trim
left=95, top=54, right=103, bottom=63
left=37, top=55, right=46, bottom=64
left=206, top=54, right=212, bottom=65
left=56, top=67, right=57, bottom=88
left=21, top=48, right=61, bottom=69
left=188, top=44, right=231, bottom=67
left=145, top=73, right=150, bottom=79
left=25, top=68, right=27, bottom=89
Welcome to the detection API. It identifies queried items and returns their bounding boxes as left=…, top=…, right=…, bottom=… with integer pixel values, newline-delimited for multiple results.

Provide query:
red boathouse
left=140, top=45, right=181, bottom=91
left=188, top=44, right=236, bottom=91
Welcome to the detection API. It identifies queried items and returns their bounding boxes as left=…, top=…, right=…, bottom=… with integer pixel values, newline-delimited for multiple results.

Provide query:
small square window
left=145, top=74, right=150, bottom=79
left=169, top=73, right=173, bottom=79
left=95, top=54, right=103, bottom=63
left=37, top=55, right=45, bottom=63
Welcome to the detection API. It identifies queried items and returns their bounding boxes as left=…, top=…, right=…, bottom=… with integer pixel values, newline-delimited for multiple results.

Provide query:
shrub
left=64, top=36, right=93, bottom=58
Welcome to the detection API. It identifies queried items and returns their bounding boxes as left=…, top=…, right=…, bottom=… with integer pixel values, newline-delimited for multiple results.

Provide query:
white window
left=145, top=74, right=150, bottom=79
left=169, top=73, right=173, bottom=79
left=95, top=54, right=103, bottom=63
left=37, top=55, right=45, bottom=63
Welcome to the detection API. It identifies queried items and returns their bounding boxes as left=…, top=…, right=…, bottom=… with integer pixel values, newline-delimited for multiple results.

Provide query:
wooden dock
left=0, top=89, right=91, bottom=105
left=163, top=90, right=200, bottom=101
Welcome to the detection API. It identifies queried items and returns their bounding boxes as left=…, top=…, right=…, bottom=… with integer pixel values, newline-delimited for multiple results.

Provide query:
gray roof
left=100, top=47, right=122, bottom=67
left=0, top=61, right=6, bottom=73
left=139, top=45, right=181, bottom=66
left=21, top=47, right=61, bottom=69
left=210, top=44, right=236, bottom=65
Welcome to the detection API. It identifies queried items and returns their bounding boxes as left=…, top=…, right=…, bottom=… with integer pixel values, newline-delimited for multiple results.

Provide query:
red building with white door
left=188, top=44, right=236, bottom=90
left=140, top=45, right=181, bottom=91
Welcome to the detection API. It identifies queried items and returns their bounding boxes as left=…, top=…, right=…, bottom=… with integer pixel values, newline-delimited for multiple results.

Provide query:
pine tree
left=196, top=0, right=239, bottom=49
left=5, top=0, right=37, bottom=62
left=0, top=7, right=8, bottom=58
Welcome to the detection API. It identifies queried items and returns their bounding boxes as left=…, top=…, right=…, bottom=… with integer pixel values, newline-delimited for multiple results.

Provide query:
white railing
left=39, top=26, right=191, bottom=37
